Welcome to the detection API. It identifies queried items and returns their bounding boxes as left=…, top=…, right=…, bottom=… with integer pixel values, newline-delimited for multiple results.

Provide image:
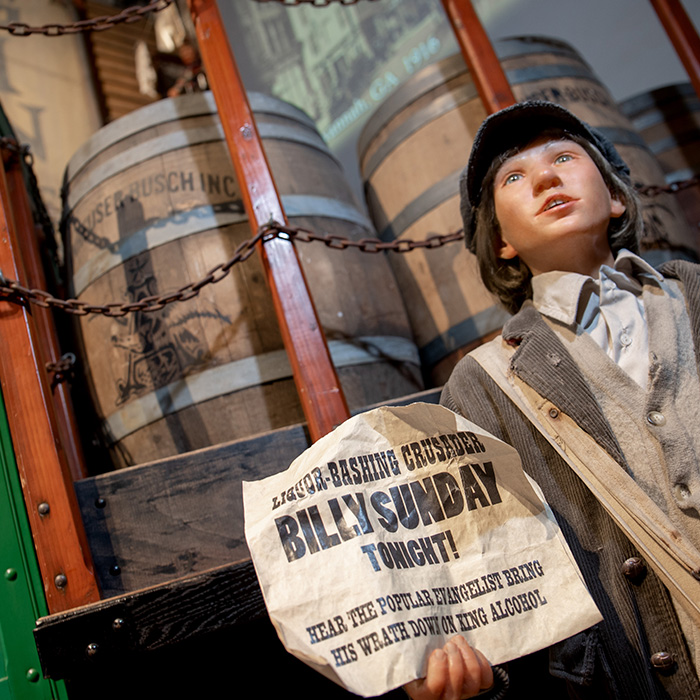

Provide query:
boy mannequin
left=405, top=101, right=700, bottom=699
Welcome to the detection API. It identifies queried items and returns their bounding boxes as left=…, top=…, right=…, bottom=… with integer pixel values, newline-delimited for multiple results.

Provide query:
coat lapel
left=501, top=303, right=627, bottom=469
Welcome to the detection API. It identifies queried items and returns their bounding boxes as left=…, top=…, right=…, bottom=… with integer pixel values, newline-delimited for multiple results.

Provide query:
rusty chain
left=0, top=136, right=32, bottom=164
left=1, top=135, right=699, bottom=315
left=635, top=174, right=700, bottom=197
left=0, top=222, right=266, bottom=317
left=0, top=0, right=174, bottom=36
left=0, top=0, right=379, bottom=36
left=46, top=352, right=77, bottom=385
left=251, top=0, right=378, bottom=5
left=272, top=222, right=464, bottom=252
left=0, top=222, right=463, bottom=317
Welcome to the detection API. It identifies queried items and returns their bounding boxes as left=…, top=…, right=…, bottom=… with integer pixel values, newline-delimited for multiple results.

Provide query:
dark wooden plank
left=74, top=424, right=312, bottom=596
left=104, top=95, right=158, bottom=119
left=91, top=30, right=156, bottom=53
left=34, top=558, right=407, bottom=699
left=74, top=389, right=440, bottom=596
left=34, top=558, right=265, bottom=680
left=93, top=53, right=137, bottom=76
left=36, top=388, right=441, bottom=689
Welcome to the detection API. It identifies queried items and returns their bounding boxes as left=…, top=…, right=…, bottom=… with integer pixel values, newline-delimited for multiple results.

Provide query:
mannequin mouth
left=538, top=195, right=576, bottom=214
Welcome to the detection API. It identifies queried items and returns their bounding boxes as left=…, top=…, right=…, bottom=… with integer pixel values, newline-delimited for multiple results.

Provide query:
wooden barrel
left=620, top=83, right=700, bottom=241
left=359, top=35, right=696, bottom=386
left=63, top=92, right=422, bottom=468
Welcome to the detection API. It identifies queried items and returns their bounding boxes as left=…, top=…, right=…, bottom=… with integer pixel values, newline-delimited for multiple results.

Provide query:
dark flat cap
left=460, top=101, right=631, bottom=250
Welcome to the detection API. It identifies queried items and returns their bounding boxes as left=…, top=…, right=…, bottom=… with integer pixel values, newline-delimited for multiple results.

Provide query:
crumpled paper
left=243, top=403, right=601, bottom=697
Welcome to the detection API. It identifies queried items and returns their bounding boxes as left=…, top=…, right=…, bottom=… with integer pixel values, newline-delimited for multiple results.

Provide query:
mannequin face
left=492, top=137, right=626, bottom=277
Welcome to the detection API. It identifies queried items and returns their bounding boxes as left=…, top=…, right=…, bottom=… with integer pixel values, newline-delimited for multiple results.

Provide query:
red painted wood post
left=649, top=0, right=700, bottom=100
left=441, top=0, right=516, bottom=113
left=5, top=159, right=88, bottom=482
left=187, top=0, right=350, bottom=443
left=0, top=148, right=100, bottom=612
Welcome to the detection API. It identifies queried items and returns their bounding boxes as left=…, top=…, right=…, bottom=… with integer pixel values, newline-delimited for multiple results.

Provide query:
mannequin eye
left=554, top=153, right=573, bottom=164
left=503, top=172, right=523, bottom=185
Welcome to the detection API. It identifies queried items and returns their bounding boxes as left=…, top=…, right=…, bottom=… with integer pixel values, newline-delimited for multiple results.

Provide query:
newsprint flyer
left=243, top=403, right=602, bottom=696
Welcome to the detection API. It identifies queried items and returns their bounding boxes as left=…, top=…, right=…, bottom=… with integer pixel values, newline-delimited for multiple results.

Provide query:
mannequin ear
left=497, top=237, right=519, bottom=260
left=610, top=193, right=626, bottom=219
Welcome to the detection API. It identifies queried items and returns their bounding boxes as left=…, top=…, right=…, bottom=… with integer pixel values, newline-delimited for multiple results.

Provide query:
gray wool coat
left=441, top=259, right=700, bottom=699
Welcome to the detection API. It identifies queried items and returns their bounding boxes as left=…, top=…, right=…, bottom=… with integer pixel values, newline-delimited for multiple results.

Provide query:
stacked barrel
left=63, top=92, right=423, bottom=467
left=359, top=36, right=697, bottom=386
left=620, top=83, right=700, bottom=244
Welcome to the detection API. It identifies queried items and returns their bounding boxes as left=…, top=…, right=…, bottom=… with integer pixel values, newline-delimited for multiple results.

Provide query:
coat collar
left=658, top=259, right=700, bottom=370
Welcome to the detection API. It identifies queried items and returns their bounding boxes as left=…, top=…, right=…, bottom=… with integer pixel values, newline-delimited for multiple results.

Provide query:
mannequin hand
left=403, top=636, right=494, bottom=700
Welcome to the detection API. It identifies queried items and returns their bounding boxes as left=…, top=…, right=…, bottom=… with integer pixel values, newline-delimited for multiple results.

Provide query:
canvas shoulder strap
left=470, top=341, right=700, bottom=627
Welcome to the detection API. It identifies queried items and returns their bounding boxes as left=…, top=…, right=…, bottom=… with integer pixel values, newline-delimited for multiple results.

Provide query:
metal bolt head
left=112, top=617, right=125, bottom=630
left=109, top=564, right=121, bottom=577
left=95, top=497, right=106, bottom=509
left=4, top=568, right=17, bottom=581
left=37, top=502, right=50, bottom=516
left=240, top=124, right=253, bottom=141
left=54, top=573, right=67, bottom=589
left=621, top=556, right=646, bottom=580
left=26, top=668, right=40, bottom=683
left=86, top=643, right=99, bottom=657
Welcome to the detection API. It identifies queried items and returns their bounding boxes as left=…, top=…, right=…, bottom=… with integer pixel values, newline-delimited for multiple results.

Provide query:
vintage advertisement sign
left=243, top=403, right=602, bottom=697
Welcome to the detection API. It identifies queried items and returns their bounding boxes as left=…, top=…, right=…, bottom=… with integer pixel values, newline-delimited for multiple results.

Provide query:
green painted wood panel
left=0, top=387, right=68, bottom=700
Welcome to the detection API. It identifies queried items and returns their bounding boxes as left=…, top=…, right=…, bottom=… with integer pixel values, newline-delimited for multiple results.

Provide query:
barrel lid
left=359, top=37, right=605, bottom=180
left=63, top=118, right=337, bottom=216
left=358, top=35, right=582, bottom=160
left=65, top=92, right=317, bottom=186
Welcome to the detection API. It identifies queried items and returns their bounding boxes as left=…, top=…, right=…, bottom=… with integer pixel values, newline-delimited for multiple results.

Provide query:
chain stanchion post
left=4, top=147, right=88, bottom=481
left=0, top=145, right=100, bottom=612
left=649, top=0, right=700, bottom=101
left=441, top=0, right=515, bottom=114
left=187, top=0, right=350, bottom=442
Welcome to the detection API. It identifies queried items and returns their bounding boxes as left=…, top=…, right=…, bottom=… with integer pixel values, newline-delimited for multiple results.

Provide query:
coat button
left=650, top=651, right=675, bottom=670
left=621, top=557, right=646, bottom=580
left=674, top=483, right=691, bottom=503
left=646, top=411, right=666, bottom=426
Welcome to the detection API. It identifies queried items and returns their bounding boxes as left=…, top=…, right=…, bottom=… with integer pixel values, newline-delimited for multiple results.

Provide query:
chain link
left=0, top=0, right=174, bottom=36
left=0, top=222, right=270, bottom=316
left=45, top=353, right=77, bottom=386
left=273, top=222, right=464, bottom=251
left=251, top=0, right=378, bottom=5
left=0, top=137, right=32, bottom=164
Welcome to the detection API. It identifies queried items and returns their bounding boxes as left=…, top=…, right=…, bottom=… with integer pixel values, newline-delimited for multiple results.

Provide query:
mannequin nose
left=533, top=168, right=562, bottom=195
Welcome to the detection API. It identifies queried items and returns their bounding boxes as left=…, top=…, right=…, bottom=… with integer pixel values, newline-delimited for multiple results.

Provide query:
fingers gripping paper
left=243, top=404, right=601, bottom=697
